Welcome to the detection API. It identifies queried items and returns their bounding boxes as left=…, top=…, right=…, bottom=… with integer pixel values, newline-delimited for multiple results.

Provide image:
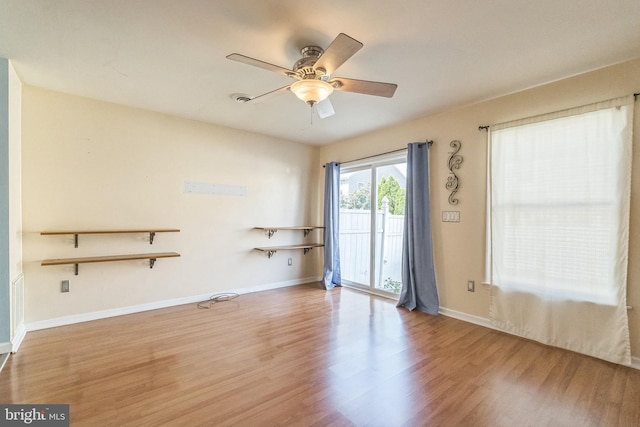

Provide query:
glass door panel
left=374, top=163, right=406, bottom=293
left=339, top=169, right=372, bottom=286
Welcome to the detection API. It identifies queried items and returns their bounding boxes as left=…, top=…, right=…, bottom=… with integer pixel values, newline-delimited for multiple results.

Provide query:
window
left=486, top=100, right=633, bottom=304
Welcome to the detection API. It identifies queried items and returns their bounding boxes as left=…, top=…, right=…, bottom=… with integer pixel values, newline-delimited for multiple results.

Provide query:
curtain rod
left=479, top=92, right=640, bottom=130
left=323, top=140, right=433, bottom=167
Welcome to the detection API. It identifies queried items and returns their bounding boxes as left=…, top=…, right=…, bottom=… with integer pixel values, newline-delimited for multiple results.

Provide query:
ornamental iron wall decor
left=446, top=140, right=463, bottom=205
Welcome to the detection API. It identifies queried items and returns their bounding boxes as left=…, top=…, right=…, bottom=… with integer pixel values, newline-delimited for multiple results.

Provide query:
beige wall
left=21, top=86, right=321, bottom=323
left=318, top=58, right=640, bottom=357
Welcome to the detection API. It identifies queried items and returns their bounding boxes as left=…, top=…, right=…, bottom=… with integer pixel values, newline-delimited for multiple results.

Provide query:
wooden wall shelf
left=41, top=229, right=180, bottom=247
left=41, top=252, right=181, bottom=275
left=254, top=226, right=323, bottom=239
left=254, top=243, right=323, bottom=259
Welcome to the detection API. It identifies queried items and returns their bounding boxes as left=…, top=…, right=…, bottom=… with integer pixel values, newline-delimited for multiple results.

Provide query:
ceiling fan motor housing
left=294, top=46, right=327, bottom=80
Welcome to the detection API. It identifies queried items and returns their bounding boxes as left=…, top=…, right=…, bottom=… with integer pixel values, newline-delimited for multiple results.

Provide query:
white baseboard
left=438, top=305, right=640, bottom=371
left=26, top=276, right=321, bottom=332
left=11, top=323, right=26, bottom=352
left=438, top=306, right=495, bottom=330
left=0, top=330, right=23, bottom=374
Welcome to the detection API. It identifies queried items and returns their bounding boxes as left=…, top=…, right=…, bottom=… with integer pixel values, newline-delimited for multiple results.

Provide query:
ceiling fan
left=226, top=33, right=397, bottom=118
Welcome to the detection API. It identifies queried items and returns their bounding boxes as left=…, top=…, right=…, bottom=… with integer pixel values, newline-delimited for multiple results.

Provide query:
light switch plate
left=442, top=211, right=460, bottom=222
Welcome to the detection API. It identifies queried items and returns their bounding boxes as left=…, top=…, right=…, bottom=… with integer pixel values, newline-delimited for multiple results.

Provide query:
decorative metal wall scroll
left=446, top=140, right=463, bottom=205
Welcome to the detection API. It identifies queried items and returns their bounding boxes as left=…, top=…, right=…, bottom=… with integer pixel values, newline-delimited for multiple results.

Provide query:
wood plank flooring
left=1, top=283, right=639, bottom=426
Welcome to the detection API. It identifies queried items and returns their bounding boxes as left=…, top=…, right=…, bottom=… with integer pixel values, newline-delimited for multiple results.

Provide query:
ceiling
left=1, top=0, right=639, bottom=145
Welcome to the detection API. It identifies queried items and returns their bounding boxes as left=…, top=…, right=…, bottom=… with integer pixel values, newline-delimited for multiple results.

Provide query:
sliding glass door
left=339, top=154, right=407, bottom=296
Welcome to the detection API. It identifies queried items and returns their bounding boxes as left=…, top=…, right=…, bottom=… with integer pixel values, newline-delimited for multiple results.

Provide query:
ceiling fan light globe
left=290, top=80, right=334, bottom=105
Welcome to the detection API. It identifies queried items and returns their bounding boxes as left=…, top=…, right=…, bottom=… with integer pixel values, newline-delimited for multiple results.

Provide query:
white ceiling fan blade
left=315, top=99, right=335, bottom=119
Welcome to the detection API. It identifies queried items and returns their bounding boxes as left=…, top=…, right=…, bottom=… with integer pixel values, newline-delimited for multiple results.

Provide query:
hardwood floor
left=1, top=283, right=639, bottom=426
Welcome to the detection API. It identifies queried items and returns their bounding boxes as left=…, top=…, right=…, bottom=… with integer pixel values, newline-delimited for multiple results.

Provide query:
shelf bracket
left=266, top=250, right=276, bottom=259
left=150, top=258, right=157, bottom=269
left=303, top=229, right=311, bottom=237
left=74, top=234, right=79, bottom=248
left=149, top=232, right=156, bottom=245
left=265, top=229, right=276, bottom=239
left=74, top=264, right=79, bottom=275
left=303, top=247, right=312, bottom=255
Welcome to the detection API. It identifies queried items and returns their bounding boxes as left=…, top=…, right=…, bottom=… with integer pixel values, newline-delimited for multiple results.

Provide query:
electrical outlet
left=288, top=258, right=293, bottom=266
left=467, top=280, right=475, bottom=292
left=61, top=280, right=70, bottom=293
